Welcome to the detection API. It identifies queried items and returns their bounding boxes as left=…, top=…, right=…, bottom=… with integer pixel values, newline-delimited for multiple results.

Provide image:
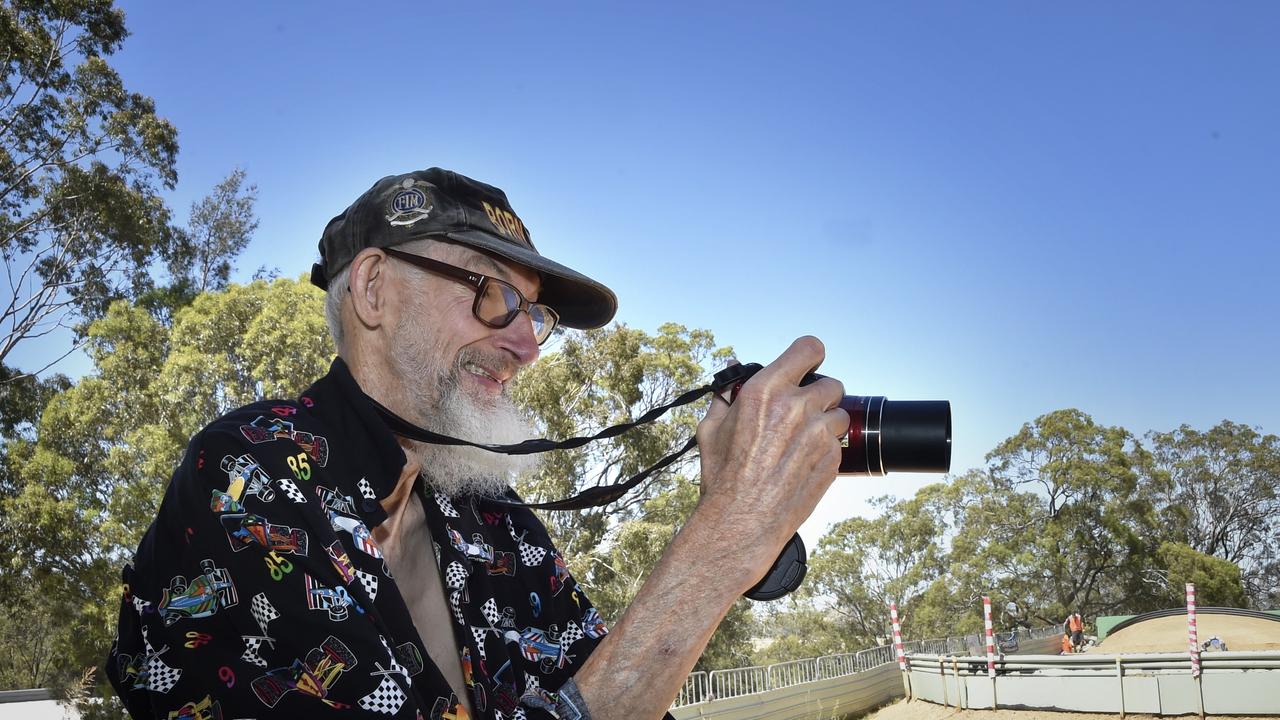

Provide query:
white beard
left=389, top=311, right=540, bottom=498
left=404, top=376, right=541, bottom=498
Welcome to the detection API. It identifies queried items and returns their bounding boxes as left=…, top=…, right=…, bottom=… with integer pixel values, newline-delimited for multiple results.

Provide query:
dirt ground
left=861, top=698, right=1275, bottom=720
left=1093, top=614, right=1280, bottom=653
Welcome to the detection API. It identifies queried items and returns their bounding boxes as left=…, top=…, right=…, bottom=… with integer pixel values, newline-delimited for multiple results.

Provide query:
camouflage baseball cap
left=311, top=167, right=617, bottom=330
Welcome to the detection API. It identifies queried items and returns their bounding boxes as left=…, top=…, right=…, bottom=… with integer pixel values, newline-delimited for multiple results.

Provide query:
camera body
left=712, top=362, right=952, bottom=476
left=711, top=362, right=952, bottom=600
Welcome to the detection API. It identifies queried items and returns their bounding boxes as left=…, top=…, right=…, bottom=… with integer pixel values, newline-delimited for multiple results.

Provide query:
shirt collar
left=300, top=356, right=407, bottom=527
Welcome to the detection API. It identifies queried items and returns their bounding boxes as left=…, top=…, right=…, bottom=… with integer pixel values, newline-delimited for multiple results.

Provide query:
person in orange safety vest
left=1067, top=612, right=1084, bottom=649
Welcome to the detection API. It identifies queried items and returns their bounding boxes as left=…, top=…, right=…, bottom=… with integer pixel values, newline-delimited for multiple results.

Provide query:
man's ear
left=348, top=248, right=391, bottom=330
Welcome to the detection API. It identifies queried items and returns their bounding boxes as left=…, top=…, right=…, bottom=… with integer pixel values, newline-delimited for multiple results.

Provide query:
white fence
left=907, top=650, right=1280, bottom=715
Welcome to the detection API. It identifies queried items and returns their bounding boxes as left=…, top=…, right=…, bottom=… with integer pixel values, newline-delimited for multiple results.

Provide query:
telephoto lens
left=834, top=395, right=952, bottom=475
left=796, top=372, right=951, bottom=476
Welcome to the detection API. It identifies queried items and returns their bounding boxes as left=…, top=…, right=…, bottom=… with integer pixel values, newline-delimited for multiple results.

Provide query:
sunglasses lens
left=478, top=279, right=559, bottom=344
left=529, top=304, right=559, bottom=344
left=479, top=281, right=521, bottom=326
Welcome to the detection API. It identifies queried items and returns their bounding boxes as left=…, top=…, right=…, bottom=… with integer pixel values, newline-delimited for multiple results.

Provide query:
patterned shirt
left=108, top=358, right=609, bottom=719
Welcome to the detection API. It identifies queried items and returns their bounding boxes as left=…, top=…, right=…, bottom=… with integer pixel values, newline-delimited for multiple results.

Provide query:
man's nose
left=496, top=311, right=540, bottom=366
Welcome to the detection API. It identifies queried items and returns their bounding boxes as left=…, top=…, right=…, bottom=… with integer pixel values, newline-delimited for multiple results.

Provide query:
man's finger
left=804, top=376, right=846, bottom=414
left=754, top=336, right=826, bottom=387
left=824, top=406, right=852, bottom=440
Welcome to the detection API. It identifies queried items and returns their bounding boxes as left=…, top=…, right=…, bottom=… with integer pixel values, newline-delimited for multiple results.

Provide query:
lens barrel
left=837, top=396, right=951, bottom=476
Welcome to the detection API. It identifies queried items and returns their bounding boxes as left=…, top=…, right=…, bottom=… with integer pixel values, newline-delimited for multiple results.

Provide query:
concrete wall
left=671, top=663, right=904, bottom=720
left=907, top=652, right=1280, bottom=715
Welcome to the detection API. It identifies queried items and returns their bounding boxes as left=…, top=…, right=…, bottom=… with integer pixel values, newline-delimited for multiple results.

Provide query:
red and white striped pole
left=1187, top=583, right=1201, bottom=679
left=890, top=602, right=908, bottom=671
left=890, top=602, right=913, bottom=700
left=983, top=595, right=996, bottom=678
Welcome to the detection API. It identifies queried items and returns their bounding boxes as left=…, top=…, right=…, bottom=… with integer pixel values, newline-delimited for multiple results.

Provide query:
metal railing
left=675, top=672, right=709, bottom=707
left=709, top=664, right=769, bottom=699
left=671, top=626, right=1058, bottom=708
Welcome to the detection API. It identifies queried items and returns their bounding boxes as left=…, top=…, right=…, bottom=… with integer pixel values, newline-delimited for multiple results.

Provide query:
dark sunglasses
left=383, top=247, right=560, bottom=345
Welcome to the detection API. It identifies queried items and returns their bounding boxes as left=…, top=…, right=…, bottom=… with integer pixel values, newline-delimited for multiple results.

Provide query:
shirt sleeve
left=107, top=425, right=424, bottom=719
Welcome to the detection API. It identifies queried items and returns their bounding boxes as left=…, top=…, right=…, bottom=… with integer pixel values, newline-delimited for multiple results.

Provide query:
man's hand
left=572, top=336, right=848, bottom=720
left=692, top=336, right=849, bottom=593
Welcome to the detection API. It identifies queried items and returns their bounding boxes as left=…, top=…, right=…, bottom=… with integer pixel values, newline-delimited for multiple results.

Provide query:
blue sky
left=14, top=2, right=1280, bottom=545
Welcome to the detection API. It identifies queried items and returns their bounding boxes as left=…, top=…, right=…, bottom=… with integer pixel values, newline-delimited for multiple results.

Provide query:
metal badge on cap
left=385, top=178, right=434, bottom=227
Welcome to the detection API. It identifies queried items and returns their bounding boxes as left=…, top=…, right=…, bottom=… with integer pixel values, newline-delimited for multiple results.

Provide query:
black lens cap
left=744, top=533, right=808, bottom=601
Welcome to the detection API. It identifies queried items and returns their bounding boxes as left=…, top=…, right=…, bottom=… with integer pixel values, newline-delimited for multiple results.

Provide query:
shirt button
left=361, top=499, right=380, bottom=513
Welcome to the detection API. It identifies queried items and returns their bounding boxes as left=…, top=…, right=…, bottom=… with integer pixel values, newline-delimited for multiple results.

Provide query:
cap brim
left=437, top=230, right=617, bottom=330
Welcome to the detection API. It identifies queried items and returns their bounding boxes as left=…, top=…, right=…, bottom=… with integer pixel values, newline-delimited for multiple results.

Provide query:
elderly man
left=107, top=168, right=847, bottom=720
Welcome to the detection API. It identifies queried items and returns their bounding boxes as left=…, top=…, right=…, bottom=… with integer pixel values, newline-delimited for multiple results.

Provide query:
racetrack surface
left=861, top=698, right=1276, bottom=720
left=1093, top=614, right=1280, bottom=653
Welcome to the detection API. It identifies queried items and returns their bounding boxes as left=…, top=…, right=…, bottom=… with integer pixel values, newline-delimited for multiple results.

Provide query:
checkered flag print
left=434, top=493, right=460, bottom=517
left=276, top=479, right=308, bottom=502
left=276, top=478, right=307, bottom=503
left=139, top=629, right=179, bottom=695
left=357, top=477, right=376, bottom=499
left=508, top=519, right=548, bottom=567
left=444, top=561, right=467, bottom=589
left=241, top=635, right=270, bottom=668
left=559, top=622, right=585, bottom=650
left=524, top=672, right=541, bottom=693
left=354, top=568, right=380, bottom=601
left=144, top=652, right=181, bottom=694
left=470, top=626, right=490, bottom=661
left=517, top=538, right=547, bottom=568
left=481, top=597, right=502, bottom=627
left=382, top=640, right=408, bottom=678
left=131, top=594, right=150, bottom=616
left=250, top=593, right=280, bottom=635
left=359, top=672, right=407, bottom=715
left=448, top=589, right=466, bottom=626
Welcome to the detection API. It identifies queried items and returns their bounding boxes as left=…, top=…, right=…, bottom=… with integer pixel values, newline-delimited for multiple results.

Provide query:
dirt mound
left=860, top=698, right=1274, bottom=720
left=1094, top=613, right=1280, bottom=653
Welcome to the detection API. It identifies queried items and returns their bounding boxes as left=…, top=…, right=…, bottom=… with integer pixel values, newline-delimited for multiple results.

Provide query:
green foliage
left=164, top=167, right=260, bottom=295
left=510, top=322, right=750, bottom=669
left=953, top=409, right=1160, bottom=623
left=0, top=277, right=329, bottom=691
left=752, top=600, right=849, bottom=666
left=1143, top=421, right=1280, bottom=606
left=0, top=0, right=180, bottom=366
left=1155, top=542, right=1247, bottom=608
left=0, top=362, right=70, bottom=438
left=805, top=485, right=952, bottom=646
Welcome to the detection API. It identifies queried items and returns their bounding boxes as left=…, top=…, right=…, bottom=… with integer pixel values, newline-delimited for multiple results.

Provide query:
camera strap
left=364, top=379, right=724, bottom=511
left=367, top=362, right=808, bottom=601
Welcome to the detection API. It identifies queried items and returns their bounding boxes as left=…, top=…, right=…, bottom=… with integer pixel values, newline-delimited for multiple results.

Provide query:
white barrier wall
left=671, top=663, right=902, bottom=720
left=669, top=626, right=1061, bottom=719
left=907, top=651, right=1280, bottom=715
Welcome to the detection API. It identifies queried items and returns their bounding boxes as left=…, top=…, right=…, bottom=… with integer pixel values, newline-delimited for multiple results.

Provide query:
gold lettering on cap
left=482, top=201, right=529, bottom=244
left=483, top=201, right=503, bottom=233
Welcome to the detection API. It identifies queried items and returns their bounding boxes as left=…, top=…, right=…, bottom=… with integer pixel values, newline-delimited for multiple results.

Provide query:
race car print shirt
left=107, top=357, right=609, bottom=720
